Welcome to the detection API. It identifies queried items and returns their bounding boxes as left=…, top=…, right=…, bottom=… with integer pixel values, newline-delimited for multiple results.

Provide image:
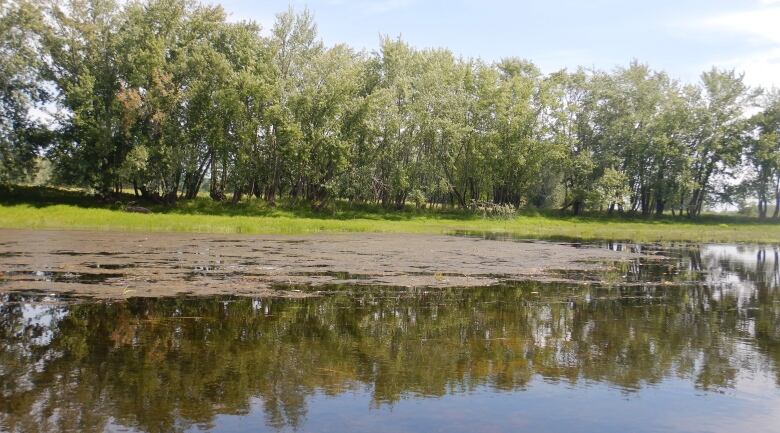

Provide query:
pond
left=1, top=241, right=779, bottom=432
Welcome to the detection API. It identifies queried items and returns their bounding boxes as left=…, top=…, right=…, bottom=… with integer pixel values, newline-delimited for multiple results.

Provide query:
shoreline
left=3, top=203, right=780, bottom=244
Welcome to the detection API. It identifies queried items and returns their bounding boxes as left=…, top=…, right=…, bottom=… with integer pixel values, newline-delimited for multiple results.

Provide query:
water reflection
left=1, top=244, right=779, bottom=433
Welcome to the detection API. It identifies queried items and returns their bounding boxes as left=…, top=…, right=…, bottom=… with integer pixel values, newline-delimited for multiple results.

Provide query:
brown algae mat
left=0, top=229, right=637, bottom=298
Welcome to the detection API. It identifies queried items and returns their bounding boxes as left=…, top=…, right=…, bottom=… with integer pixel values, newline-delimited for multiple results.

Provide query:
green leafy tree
left=745, top=90, right=780, bottom=218
left=685, top=69, right=756, bottom=216
left=0, top=0, right=50, bottom=183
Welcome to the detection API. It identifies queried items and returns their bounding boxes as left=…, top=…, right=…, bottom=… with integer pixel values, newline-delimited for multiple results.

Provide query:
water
left=1, top=243, right=779, bottom=433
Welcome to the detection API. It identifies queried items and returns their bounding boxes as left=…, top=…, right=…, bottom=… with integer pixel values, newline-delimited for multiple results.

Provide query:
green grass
left=1, top=185, right=779, bottom=243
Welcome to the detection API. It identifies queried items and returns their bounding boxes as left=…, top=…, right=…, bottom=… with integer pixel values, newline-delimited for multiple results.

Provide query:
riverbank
left=1, top=185, right=779, bottom=243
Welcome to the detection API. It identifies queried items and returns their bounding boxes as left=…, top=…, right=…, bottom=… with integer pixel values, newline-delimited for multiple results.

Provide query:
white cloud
left=687, top=4, right=780, bottom=88
left=699, top=6, right=780, bottom=44
left=714, top=48, right=780, bottom=88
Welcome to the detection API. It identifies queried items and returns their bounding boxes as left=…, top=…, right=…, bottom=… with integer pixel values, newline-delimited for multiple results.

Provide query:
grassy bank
left=1, top=185, right=779, bottom=243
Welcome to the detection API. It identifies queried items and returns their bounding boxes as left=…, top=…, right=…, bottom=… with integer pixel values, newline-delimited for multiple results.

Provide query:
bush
left=469, top=200, right=517, bottom=219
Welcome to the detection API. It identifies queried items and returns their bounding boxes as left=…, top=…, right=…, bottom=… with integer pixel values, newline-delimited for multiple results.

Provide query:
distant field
left=1, top=185, right=779, bottom=243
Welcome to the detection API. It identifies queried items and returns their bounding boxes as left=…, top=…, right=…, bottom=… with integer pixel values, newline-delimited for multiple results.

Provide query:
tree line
left=2, top=0, right=780, bottom=217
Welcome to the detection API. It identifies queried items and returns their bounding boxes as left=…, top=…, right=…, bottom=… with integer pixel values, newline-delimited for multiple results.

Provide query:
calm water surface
left=1, top=243, right=779, bottom=433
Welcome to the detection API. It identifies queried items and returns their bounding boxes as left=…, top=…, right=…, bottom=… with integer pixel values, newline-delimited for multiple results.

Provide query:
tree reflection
left=1, top=247, right=779, bottom=433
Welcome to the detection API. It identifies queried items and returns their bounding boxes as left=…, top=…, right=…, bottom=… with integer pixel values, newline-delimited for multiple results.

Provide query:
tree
left=745, top=90, right=780, bottom=218
left=41, top=0, right=126, bottom=195
left=549, top=69, right=599, bottom=214
left=260, top=7, right=321, bottom=205
left=0, top=0, right=49, bottom=183
left=684, top=69, right=755, bottom=217
left=289, top=44, right=364, bottom=205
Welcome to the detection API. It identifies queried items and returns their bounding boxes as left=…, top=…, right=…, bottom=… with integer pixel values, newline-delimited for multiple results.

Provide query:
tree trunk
left=572, top=200, right=583, bottom=216
left=231, top=187, right=242, bottom=205
left=773, top=176, right=780, bottom=219
left=655, top=198, right=665, bottom=216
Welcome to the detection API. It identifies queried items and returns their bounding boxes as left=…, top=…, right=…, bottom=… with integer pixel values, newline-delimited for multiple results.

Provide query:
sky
left=209, top=0, right=780, bottom=89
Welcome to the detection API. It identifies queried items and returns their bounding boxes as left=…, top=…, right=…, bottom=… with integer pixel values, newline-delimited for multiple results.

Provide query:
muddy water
left=0, top=229, right=637, bottom=297
left=1, top=232, right=780, bottom=433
